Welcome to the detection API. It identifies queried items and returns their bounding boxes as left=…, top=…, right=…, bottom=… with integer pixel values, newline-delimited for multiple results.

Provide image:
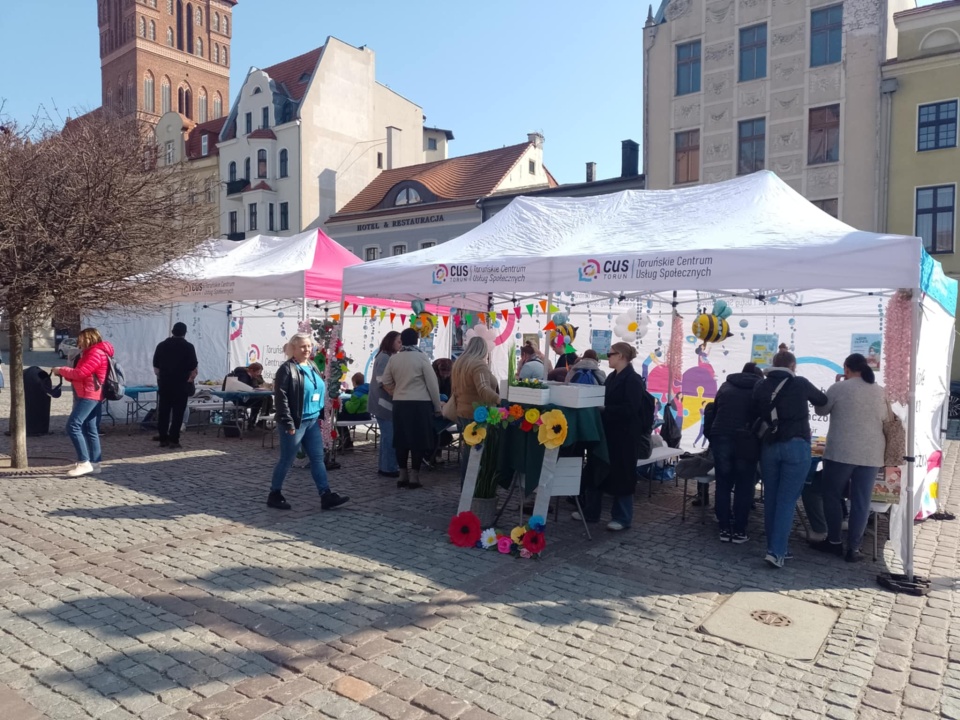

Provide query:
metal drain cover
left=750, top=609, right=792, bottom=627
left=700, top=589, right=838, bottom=660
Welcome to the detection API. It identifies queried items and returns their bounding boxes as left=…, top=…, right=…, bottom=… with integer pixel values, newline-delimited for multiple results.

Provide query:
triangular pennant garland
left=361, top=307, right=368, bottom=316
left=331, top=314, right=340, bottom=322
left=526, top=304, right=535, bottom=317
left=442, top=315, right=449, bottom=327
left=549, top=304, right=559, bottom=313
left=343, top=301, right=349, bottom=310
left=543, top=321, right=557, bottom=331
left=514, top=307, right=522, bottom=319
left=501, top=309, right=509, bottom=321
left=390, top=312, right=396, bottom=323
left=352, top=304, right=358, bottom=314
left=400, top=314, right=406, bottom=324
left=539, top=300, right=548, bottom=313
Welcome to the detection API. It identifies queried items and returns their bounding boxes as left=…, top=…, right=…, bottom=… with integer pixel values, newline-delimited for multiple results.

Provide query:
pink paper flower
left=497, top=536, right=512, bottom=554
left=519, top=548, right=532, bottom=559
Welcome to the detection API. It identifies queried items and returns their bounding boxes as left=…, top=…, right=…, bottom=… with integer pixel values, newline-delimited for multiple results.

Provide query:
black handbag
left=752, top=377, right=790, bottom=444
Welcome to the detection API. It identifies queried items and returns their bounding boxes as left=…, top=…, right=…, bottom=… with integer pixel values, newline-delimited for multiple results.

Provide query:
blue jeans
left=376, top=418, right=399, bottom=473
left=823, top=460, right=879, bottom=553
left=760, top=438, right=811, bottom=559
left=270, top=418, right=330, bottom=494
left=712, top=437, right=756, bottom=534
left=66, top=397, right=102, bottom=463
left=584, top=485, right=634, bottom=528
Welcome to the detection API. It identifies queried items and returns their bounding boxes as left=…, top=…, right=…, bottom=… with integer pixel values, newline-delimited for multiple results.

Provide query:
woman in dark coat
left=577, top=342, right=654, bottom=531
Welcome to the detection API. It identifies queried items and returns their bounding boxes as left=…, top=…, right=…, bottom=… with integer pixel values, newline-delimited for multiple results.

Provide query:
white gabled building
left=217, top=37, right=443, bottom=239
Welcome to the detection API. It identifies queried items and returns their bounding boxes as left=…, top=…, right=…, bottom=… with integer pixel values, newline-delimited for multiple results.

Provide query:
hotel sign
left=356, top=214, right=444, bottom=232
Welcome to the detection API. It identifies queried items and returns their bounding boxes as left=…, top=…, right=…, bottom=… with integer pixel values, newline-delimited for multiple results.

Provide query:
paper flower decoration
left=473, top=406, right=489, bottom=423
left=463, top=422, right=487, bottom=447
left=537, top=409, right=568, bottom=449
left=497, top=536, right=512, bottom=554
left=614, top=311, right=650, bottom=341
left=508, top=404, right=524, bottom=420
left=480, top=528, right=498, bottom=549
left=524, top=408, right=541, bottom=424
left=520, top=420, right=533, bottom=432
left=448, top=512, right=482, bottom=548
left=521, top=530, right=546, bottom=555
left=528, top=515, right=546, bottom=532
left=510, top=526, right=526, bottom=545
left=519, top=548, right=533, bottom=559
left=464, top=323, right=498, bottom=354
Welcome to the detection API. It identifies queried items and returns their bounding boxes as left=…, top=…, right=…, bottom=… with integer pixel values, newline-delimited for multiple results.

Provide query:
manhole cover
left=750, top=609, right=792, bottom=627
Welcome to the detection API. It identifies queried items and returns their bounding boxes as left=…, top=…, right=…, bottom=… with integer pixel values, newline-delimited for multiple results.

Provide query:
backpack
left=571, top=368, right=601, bottom=385
left=97, top=355, right=126, bottom=401
left=638, top=377, right=656, bottom=436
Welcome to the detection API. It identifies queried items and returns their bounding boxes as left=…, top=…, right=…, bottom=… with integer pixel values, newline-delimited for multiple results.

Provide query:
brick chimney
left=386, top=126, right=401, bottom=169
left=586, top=162, right=597, bottom=182
left=621, top=139, right=639, bottom=178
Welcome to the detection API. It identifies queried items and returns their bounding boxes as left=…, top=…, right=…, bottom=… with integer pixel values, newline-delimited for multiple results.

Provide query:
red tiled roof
left=185, top=117, right=226, bottom=160
left=334, top=142, right=552, bottom=216
left=63, top=108, right=106, bottom=136
left=247, top=128, right=277, bottom=140
left=249, top=181, right=274, bottom=191
left=263, top=47, right=323, bottom=102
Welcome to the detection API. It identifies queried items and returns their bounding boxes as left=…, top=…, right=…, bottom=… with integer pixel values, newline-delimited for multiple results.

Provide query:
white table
left=638, top=446, right=685, bottom=498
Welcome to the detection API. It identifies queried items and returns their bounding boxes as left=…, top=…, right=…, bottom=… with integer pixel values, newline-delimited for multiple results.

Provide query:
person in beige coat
left=450, top=336, right=500, bottom=484
left=381, top=328, right=442, bottom=489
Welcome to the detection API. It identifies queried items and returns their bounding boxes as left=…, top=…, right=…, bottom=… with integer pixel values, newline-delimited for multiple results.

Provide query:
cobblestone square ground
left=1, top=377, right=958, bottom=719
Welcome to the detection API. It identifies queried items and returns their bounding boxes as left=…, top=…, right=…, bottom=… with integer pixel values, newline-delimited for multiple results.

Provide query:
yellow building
left=883, top=0, right=960, bottom=378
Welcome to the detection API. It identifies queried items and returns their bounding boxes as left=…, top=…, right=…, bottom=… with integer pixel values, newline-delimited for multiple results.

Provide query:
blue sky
left=0, top=0, right=646, bottom=184
left=0, top=1, right=938, bottom=184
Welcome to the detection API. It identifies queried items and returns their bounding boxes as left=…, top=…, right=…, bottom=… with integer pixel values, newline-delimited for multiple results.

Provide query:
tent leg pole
left=543, top=293, right=553, bottom=360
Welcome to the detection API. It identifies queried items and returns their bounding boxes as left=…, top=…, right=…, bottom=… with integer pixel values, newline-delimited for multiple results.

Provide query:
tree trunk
left=8, top=312, right=28, bottom=469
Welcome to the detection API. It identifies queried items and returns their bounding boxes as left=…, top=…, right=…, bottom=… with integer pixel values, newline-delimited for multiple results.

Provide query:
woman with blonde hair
left=451, top=335, right=500, bottom=484
left=53, top=328, right=116, bottom=477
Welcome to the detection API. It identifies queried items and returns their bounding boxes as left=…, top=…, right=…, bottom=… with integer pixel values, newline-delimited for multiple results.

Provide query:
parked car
left=57, top=337, right=77, bottom=359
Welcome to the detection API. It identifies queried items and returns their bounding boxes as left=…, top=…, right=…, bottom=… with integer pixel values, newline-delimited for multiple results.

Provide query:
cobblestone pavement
left=0, top=391, right=958, bottom=720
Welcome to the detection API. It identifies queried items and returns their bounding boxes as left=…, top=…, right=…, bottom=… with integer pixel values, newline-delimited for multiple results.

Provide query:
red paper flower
left=332, top=399, right=341, bottom=410
left=448, top=512, right=482, bottom=548
left=520, top=420, right=533, bottom=432
left=521, top=530, right=546, bottom=555
left=331, top=430, right=338, bottom=439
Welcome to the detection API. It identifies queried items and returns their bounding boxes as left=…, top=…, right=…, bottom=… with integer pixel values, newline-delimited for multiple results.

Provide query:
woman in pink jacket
left=54, top=328, right=115, bottom=477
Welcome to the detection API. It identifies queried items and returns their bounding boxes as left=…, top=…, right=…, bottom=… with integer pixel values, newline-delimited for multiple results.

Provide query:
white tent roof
left=342, top=171, right=923, bottom=309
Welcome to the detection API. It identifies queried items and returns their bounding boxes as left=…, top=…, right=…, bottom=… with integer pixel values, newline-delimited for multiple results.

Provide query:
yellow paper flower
left=537, top=409, right=568, bottom=449
left=524, top=408, right=541, bottom=424
left=463, top=422, right=487, bottom=447
left=510, top=526, right=526, bottom=544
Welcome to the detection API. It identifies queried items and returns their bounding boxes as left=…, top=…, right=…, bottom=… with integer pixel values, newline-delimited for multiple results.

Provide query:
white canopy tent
left=343, top=171, right=958, bottom=584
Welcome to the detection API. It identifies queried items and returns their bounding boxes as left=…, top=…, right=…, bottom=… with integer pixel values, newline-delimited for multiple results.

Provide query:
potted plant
left=463, top=404, right=508, bottom=526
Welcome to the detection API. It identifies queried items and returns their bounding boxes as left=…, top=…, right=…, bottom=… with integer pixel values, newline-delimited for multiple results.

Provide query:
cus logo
left=432, top=264, right=448, bottom=285
left=578, top=259, right=601, bottom=282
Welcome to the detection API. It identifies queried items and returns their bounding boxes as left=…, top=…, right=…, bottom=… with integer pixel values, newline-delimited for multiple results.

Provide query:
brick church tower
left=97, top=0, right=235, bottom=124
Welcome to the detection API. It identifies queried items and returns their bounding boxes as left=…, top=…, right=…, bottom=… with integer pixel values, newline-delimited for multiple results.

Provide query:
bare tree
left=0, top=109, right=208, bottom=468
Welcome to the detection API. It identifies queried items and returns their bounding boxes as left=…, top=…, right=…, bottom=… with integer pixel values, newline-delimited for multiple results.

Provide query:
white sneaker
left=91, top=463, right=102, bottom=474
left=67, top=462, right=94, bottom=477
left=807, top=531, right=827, bottom=542
left=607, top=520, right=626, bottom=531
left=571, top=511, right=583, bottom=521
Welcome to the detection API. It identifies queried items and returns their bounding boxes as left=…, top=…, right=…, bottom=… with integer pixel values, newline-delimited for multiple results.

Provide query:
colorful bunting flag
left=543, top=321, right=557, bottom=331
left=379, top=309, right=387, bottom=320
left=526, top=304, right=535, bottom=316
left=514, top=307, right=522, bottom=319
left=465, top=313, right=473, bottom=324
left=331, top=314, right=340, bottom=322
left=390, top=312, right=396, bottom=323
left=539, top=300, right=548, bottom=313
left=549, top=304, right=559, bottom=313
left=352, top=304, right=358, bottom=314
left=343, top=301, right=349, bottom=310
left=400, top=314, right=407, bottom=324
left=361, top=307, right=368, bottom=316
left=442, top=315, right=449, bottom=327
left=501, top=309, right=509, bottom=321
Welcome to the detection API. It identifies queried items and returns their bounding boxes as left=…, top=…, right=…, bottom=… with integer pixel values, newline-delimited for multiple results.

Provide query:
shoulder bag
left=752, top=377, right=790, bottom=444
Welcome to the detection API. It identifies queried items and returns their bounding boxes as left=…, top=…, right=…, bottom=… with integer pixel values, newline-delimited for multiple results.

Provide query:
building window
left=812, top=198, right=839, bottom=218
left=420, top=241, right=436, bottom=249
left=139, top=16, right=146, bottom=37
left=365, top=247, right=380, bottom=261
left=166, top=27, right=174, bottom=46
left=249, top=203, right=258, bottom=232
left=739, top=24, right=767, bottom=82
left=213, top=43, right=219, bottom=63
left=674, top=130, right=699, bottom=184
left=257, top=149, right=267, bottom=178
left=223, top=17, right=228, bottom=35
left=229, top=211, right=238, bottom=234
left=143, top=72, right=155, bottom=113
left=377, top=152, right=383, bottom=169
left=811, top=4, right=843, bottom=67
left=528, top=160, right=536, bottom=174
left=229, top=161, right=237, bottom=182
left=149, top=20, right=156, bottom=41
left=392, top=244, right=406, bottom=256
left=167, top=0, right=173, bottom=13
left=161, top=77, right=171, bottom=113
left=196, top=38, right=203, bottom=57
left=245, top=112, right=252, bottom=135
left=737, top=118, right=766, bottom=175
left=279, top=149, right=288, bottom=177
left=394, top=187, right=422, bottom=206
left=198, top=92, right=207, bottom=123
left=195, top=7, right=202, bottom=25
left=214, top=12, right=220, bottom=31
left=808, top=104, right=840, bottom=165
left=222, top=46, right=228, bottom=65
left=213, top=93, right=222, bottom=118
left=201, top=134, right=208, bottom=156
left=206, top=178, right=214, bottom=203
left=918, top=100, right=958, bottom=152
left=279, top=202, right=289, bottom=231
left=268, top=203, right=275, bottom=231
left=261, top=106, right=269, bottom=129
left=244, top=157, right=251, bottom=180
left=917, top=185, right=955, bottom=254
left=427, top=137, right=438, bottom=151
left=676, top=40, right=701, bottom=96
left=164, top=140, right=174, bottom=165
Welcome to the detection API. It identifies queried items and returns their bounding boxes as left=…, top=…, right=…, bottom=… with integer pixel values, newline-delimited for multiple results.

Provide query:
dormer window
left=253, top=87, right=262, bottom=95
left=394, top=187, right=422, bottom=206
left=299, top=73, right=311, bottom=83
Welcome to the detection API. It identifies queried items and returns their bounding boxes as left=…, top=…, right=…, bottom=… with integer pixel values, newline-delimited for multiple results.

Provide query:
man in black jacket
left=707, top=362, right=763, bottom=544
left=153, top=322, right=198, bottom=449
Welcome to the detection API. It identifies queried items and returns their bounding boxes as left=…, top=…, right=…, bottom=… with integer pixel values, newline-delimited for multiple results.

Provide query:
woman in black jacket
left=753, top=351, right=828, bottom=568
left=267, top=333, right=349, bottom=512
left=708, top=362, right=763, bottom=544
left=578, top=342, right=654, bottom=531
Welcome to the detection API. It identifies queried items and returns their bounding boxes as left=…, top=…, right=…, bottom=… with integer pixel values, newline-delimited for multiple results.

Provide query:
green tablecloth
left=498, top=404, right=609, bottom=494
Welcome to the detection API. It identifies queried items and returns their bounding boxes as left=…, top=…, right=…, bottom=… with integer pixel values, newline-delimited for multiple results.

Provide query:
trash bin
left=23, top=366, right=53, bottom=436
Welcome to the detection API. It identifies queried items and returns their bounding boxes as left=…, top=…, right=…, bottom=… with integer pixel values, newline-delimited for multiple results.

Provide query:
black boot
left=397, top=468, right=410, bottom=488
left=320, top=491, right=350, bottom=510
left=267, top=491, right=291, bottom=510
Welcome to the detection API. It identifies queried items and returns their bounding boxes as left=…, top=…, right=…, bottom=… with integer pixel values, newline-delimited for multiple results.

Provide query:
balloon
left=411, top=299, right=426, bottom=315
